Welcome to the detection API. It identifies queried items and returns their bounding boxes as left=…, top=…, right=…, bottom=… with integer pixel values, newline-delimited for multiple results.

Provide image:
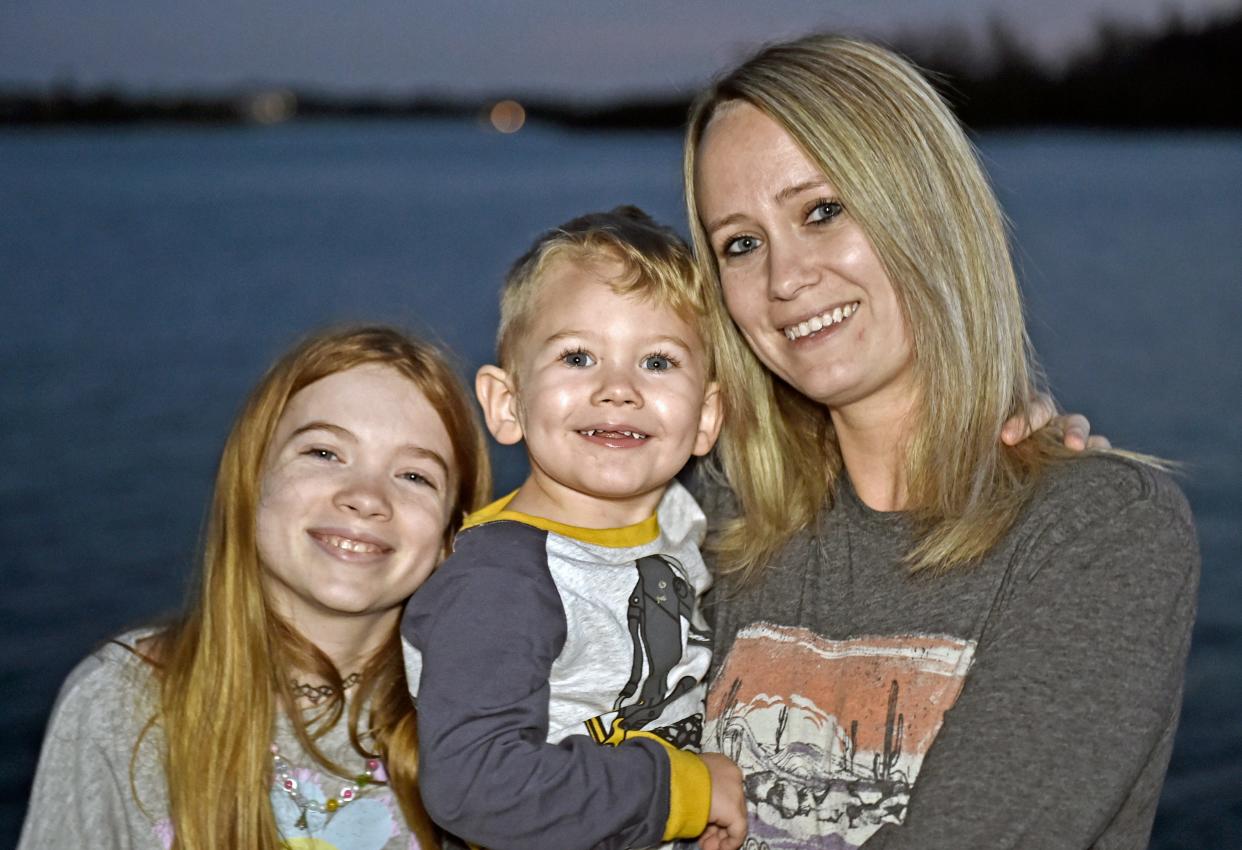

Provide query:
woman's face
left=694, top=101, right=916, bottom=416
left=256, top=364, right=456, bottom=638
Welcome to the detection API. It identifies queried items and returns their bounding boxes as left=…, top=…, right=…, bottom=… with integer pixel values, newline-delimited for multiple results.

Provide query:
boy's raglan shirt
left=401, top=480, right=713, bottom=850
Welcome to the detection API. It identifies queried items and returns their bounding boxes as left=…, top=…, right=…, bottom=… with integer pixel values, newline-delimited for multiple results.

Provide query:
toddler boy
left=402, top=207, right=746, bottom=850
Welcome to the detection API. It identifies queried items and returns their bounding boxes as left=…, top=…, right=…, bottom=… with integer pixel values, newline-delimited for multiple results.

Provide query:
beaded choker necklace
left=271, top=743, right=387, bottom=829
left=289, top=672, right=361, bottom=706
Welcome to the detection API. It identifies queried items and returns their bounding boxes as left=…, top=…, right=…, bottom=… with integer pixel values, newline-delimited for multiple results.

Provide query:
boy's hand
left=1001, top=394, right=1111, bottom=450
left=698, top=752, right=747, bottom=850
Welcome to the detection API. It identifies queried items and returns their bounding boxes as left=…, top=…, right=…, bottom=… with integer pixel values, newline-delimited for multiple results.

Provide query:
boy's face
left=481, top=255, right=721, bottom=527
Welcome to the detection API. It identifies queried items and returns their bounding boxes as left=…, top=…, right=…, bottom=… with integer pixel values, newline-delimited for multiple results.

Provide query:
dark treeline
left=896, top=6, right=1242, bottom=128
left=2, top=7, right=1238, bottom=131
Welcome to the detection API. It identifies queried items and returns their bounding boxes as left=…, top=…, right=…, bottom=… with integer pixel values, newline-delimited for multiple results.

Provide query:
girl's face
left=694, top=102, right=916, bottom=418
left=256, top=364, right=456, bottom=639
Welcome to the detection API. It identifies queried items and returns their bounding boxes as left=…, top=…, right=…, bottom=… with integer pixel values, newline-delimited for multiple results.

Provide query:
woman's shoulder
left=1019, top=453, right=1198, bottom=570
left=1036, top=452, right=1192, bottom=527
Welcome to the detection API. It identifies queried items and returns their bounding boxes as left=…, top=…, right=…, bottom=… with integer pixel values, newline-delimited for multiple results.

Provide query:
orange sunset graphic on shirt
left=704, top=623, right=976, bottom=849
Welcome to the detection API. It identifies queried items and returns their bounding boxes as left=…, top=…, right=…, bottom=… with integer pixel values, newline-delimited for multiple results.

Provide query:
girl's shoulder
left=49, top=628, right=162, bottom=740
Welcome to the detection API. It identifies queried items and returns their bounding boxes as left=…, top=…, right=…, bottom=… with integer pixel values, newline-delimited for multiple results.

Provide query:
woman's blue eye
left=724, top=235, right=760, bottom=256
left=306, top=448, right=338, bottom=461
left=642, top=354, right=675, bottom=371
left=807, top=200, right=843, bottom=224
left=561, top=350, right=595, bottom=368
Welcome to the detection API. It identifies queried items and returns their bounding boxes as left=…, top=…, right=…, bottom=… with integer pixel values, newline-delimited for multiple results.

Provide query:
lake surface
left=1, top=120, right=1239, bottom=848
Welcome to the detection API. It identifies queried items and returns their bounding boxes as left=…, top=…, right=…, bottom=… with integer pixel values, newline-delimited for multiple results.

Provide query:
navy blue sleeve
left=401, top=522, right=674, bottom=850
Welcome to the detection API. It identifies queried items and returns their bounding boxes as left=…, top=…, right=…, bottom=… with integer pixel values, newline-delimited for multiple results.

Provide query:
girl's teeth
left=328, top=535, right=378, bottom=553
left=809, top=316, right=823, bottom=332
left=832, top=307, right=843, bottom=322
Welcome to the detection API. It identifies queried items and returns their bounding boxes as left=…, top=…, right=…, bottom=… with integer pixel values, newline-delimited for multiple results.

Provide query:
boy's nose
left=591, top=368, right=643, bottom=407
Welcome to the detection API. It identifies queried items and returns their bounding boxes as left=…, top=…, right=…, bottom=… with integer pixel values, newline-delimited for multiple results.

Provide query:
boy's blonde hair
left=497, top=206, right=719, bottom=380
left=684, top=35, right=1084, bottom=580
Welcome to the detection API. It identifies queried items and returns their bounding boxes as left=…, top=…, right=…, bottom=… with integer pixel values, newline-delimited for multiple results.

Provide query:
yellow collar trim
left=462, top=490, right=660, bottom=548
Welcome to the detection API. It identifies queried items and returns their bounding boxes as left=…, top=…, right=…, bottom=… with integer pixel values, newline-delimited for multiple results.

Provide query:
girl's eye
left=641, top=353, right=678, bottom=372
left=305, top=447, right=339, bottom=461
left=401, top=471, right=436, bottom=489
left=806, top=200, right=843, bottom=224
left=560, top=349, right=595, bottom=368
left=723, top=235, right=760, bottom=257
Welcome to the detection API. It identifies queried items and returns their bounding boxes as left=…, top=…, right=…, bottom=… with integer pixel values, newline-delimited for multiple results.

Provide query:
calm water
left=1, top=121, right=1239, bottom=848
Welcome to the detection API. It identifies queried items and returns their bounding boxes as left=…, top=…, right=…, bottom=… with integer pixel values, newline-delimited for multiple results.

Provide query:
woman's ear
left=475, top=365, right=525, bottom=446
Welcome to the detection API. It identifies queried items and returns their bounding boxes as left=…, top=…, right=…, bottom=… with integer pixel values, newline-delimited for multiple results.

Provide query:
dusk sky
left=2, top=0, right=1237, bottom=98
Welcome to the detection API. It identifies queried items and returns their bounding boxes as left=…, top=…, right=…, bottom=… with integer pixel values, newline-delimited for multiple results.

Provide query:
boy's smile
left=577, top=426, right=649, bottom=447
left=477, top=254, right=722, bottom=528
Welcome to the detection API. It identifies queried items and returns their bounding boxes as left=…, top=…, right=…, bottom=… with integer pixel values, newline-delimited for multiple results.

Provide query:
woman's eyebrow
left=774, top=178, right=830, bottom=204
left=704, top=211, right=744, bottom=235
left=704, top=180, right=831, bottom=234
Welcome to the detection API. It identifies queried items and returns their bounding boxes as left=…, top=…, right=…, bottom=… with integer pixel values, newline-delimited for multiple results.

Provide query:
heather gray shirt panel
left=699, top=455, right=1198, bottom=850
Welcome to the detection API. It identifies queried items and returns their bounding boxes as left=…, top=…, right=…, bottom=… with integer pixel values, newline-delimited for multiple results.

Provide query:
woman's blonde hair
left=147, top=326, right=491, bottom=849
left=684, top=35, right=1076, bottom=579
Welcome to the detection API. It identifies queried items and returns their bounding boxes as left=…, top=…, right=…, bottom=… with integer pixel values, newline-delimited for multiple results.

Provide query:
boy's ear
left=692, top=381, right=724, bottom=457
left=475, top=365, right=525, bottom=446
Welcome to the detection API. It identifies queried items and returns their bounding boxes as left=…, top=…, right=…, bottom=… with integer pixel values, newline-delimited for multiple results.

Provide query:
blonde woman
left=19, top=327, right=490, bottom=849
left=684, top=36, right=1199, bottom=849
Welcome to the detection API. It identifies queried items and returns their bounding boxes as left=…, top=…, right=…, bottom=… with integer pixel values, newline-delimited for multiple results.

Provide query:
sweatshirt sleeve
left=18, top=648, right=166, bottom=850
left=401, top=522, right=709, bottom=850
left=872, top=468, right=1200, bottom=849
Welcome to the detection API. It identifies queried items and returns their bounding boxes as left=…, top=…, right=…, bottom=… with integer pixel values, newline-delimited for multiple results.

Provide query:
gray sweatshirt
left=698, top=454, right=1198, bottom=850
left=18, top=632, right=424, bottom=850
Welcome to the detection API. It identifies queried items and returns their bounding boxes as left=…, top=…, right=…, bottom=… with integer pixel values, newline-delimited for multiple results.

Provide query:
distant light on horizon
left=489, top=100, right=526, bottom=133
left=245, top=89, right=297, bottom=125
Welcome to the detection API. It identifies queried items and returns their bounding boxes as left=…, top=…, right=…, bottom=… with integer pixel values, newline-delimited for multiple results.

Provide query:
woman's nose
left=767, top=233, right=819, bottom=301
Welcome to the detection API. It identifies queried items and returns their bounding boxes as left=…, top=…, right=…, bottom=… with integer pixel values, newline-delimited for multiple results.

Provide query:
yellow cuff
left=661, top=747, right=710, bottom=841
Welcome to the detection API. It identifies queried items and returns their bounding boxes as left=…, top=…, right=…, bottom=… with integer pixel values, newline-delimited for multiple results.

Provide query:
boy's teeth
left=783, top=301, right=860, bottom=341
left=580, top=429, right=647, bottom=440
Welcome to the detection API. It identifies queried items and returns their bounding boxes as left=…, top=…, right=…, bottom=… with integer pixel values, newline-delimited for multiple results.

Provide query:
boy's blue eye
left=642, top=354, right=675, bottom=371
left=560, top=349, right=595, bottom=368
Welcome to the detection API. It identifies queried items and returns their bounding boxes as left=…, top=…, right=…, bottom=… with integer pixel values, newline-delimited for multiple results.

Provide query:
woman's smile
left=781, top=300, right=860, bottom=341
left=694, top=100, right=915, bottom=413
